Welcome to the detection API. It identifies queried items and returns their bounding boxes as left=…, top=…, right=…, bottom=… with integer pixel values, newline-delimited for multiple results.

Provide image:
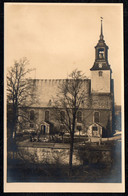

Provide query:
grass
left=7, top=158, right=121, bottom=183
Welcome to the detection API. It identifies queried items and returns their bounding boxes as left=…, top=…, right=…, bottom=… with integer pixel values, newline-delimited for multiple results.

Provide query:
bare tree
left=7, top=57, right=36, bottom=139
left=53, top=69, right=88, bottom=175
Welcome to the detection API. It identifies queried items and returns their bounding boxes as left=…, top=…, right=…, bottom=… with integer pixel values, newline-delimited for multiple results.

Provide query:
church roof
left=30, top=79, right=91, bottom=108
left=95, top=40, right=108, bottom=49
left=24, top=78, right=112, bottom=110
left=88, top=122, right=104, bottom=128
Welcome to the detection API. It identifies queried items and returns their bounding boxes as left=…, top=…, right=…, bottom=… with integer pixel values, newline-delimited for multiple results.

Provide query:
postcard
left=4, top=3, right=125, bottom=192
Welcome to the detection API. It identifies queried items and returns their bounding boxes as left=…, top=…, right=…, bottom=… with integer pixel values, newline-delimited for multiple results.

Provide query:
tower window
left=60, top=111, right=65, bottom=122
left=77, top=111, right=82, bottom=123
left=94, top=112, right=100, bottom=123
left=99, top=71, right=103, bottom=77
left=45, top=111, right=49, bottom=122
left=98, top=48, right=104, bottom=59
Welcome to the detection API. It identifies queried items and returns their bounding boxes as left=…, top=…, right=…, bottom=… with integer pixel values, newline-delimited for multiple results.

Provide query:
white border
left=4, top=3, right=125, bottom=193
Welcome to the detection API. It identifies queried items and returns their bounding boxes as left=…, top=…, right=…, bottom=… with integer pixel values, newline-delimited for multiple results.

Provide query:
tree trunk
left=69, top=126, right=75, bottom=176
left=12, top=103, right=18, bottom=160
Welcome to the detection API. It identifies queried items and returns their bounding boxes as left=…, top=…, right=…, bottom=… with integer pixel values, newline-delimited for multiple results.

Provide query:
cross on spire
left=100, top=17, right=104, bottom=40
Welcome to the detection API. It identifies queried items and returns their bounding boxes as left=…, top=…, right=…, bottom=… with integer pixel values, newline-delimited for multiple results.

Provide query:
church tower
left=90, top=19, right=111, bottom=93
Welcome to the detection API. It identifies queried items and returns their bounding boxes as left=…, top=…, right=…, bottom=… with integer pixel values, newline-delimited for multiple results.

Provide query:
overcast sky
left=5, top=3, right=123, bottom=105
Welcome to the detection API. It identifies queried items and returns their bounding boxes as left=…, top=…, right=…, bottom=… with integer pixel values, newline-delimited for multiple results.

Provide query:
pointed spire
left=100, top=17, right=104, bottom=40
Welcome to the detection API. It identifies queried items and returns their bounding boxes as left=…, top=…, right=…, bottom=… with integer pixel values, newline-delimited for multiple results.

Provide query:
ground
left=7, top=131, right=122, bottom=183
left=16, top=131, right=121, bottom=147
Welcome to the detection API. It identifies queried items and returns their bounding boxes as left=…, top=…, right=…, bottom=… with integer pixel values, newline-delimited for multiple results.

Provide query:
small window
left=77, top=125, right=82, bottom=131
left=92, top=126, right=97, bottom=131
left=77, top=111, right=82, bottom=123
left=60, top=111, right=65, bottom=122
left=30, top=110, right=34, bottom=121
left=99, top=71, right=103, bottom=77
left=45, top=111, right=49, bottom=122
left=30, top=123, right=34, bottom=128
left=94, top=112, right=100, bottom=123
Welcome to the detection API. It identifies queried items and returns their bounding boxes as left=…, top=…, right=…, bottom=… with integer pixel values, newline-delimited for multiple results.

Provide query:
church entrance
left=41, top=125, right=46, bottom=135
left=40, top=122, right=50, bottom=135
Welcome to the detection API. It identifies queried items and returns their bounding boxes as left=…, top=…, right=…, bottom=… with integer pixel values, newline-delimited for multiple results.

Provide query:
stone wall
left=14, top=146, right=112, bottom=166
left=17, top=146, right=82, bottom=165
left=91, top=70, right=111, bottom=93
left=91, top=94, right=112, bottom=110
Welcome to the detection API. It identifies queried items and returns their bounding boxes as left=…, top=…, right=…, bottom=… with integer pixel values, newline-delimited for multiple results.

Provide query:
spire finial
left=100, top=17, right=104, bottom=40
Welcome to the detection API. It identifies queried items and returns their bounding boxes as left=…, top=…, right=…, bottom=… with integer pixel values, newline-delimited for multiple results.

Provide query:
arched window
left=45, top=111, right=49, bottom=122
left=99, top=71, right=103, bottom=77
left=77, top=111, right=82, bottom=123
left=77, top=125, right=82, bottom=131
left=94, top=112, right=100, bottom=123
left=60, top=111, right=65, bottom=122
left=30, top=123, right=34, bottom=128
left=30, top=110, right=34, bottom=121
left=98, top=48, right=104, bottom=59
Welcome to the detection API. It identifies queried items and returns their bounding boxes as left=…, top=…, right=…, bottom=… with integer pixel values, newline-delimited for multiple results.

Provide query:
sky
left=5, top=3, right=123, bottom=105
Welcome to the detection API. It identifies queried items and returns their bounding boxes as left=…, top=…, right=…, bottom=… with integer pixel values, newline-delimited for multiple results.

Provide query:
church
left=25, top=20, right=114, bottom=138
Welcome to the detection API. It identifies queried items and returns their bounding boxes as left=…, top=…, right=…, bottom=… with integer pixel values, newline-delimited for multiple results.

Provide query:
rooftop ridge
left=29, top=78, right=91, bottom=81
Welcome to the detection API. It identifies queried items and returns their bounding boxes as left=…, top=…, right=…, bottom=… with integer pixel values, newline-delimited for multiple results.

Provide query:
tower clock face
left=99, top=63, right=102, bottom=68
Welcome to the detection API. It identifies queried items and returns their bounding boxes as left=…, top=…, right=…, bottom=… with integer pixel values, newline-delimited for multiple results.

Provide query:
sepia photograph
left=4, top=3, right=124, bottom=192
